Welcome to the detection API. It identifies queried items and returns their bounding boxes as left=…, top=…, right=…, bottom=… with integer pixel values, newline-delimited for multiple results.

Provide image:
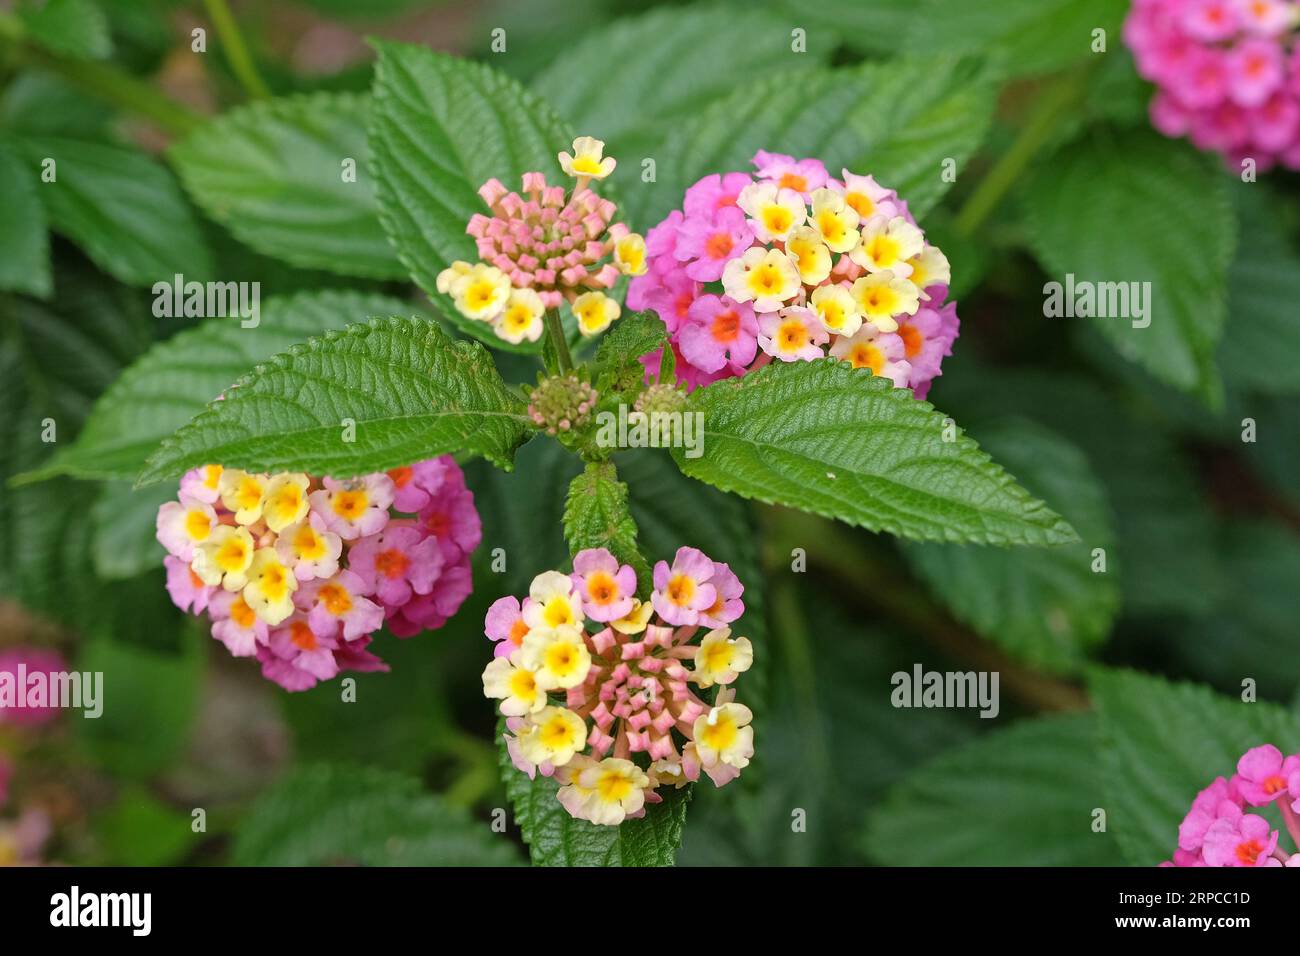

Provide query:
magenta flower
left=387, top=458, right=448, bottom=513
left=416, top=466, right=482, bottom=563
left=266, top=615, right=341, bottom=685
left=897, top=302, right=960, bottom=399
left=651, top=547, right=719, bottom=626
left=388, top=558, right=473, bottom=636
left=683, top=171, right=752, bottom=219
left=752, top=149, right=828, bottom=197
left=572, top=548, right=637, bottom=622
left=297, top=569, right=384, bottom=642
left=485, top=595, right=531, bottom=658
left=1178, top=776, right=1244, bottom=852
left=1202, top=813, right=1279, bottom=866
left=347, top=522, right=443, bottom=608
left=679, top=294, right=758, bottom=373
left=1229, top=37, right=1285, bottom=106
left=674, top=207, right=754, bottom=282
left=0, top=647, right=67, bottom=727
left=698, top=561, right=745, bottom=629
left=1234, top=743, right=1300, bottom=805
left=164, top=554, right=214, bottom=614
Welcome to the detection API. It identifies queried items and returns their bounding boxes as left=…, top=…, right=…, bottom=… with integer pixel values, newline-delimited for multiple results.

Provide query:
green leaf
left=1092, top=667, right=1300, bottom=865
left=170, top=92, right=406, bottom=280
left=628, top=56, right=995, bottom=228
left=19, top=0, right=113, bottom=59
left=26, top=290, right=424, bottom=482
left=499, top=724, right=690, bottom=866
left=93, top=785, right=201, bottom=866
left=770, top=0, right=924, bottom=55
left=233, top=764, right=522, bottom=866
left=368, top=40, right=573, bottom=350
left=0, top=139, right=51, bottom=296
left=902, top=419, right=1119, bottom=673
left=593, top=312, right=666, bottom=392
left=865, top=714, right=1124, bottom=866
left=138, top=315, right=531, bottom=484
left=9, top=134, right=213, bottom=286
left=562, top=460, right=652, bottom=593
left=533, top=5, right=828, bottom=163
left=1219, top=186, right=1300, bottom=395
left=75, top=636, right=203, bottom=778
left=672, top=359, right=1078, bottom=546
left=90, top=481, right=175, bottom=579
left=1022, top=130, right=1235, bottom=403
left=897, top=0, right=1128, bottom=79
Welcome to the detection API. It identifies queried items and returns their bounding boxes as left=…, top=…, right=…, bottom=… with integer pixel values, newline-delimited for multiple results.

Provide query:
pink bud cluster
left=1165, top=744, right=1300, bottom=866
left=628, top=150, right=959, bottom=398
left=483, top=547, right=755, bottom=826
left=1125, top=0, right=1300, bottom=170
left=469, top=173, right=627, bottom=308
left=156, top=456, right=480, bottom=691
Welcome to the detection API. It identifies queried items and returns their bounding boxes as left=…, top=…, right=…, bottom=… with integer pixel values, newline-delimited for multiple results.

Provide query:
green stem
left=202, top=0, right=270, bottom=100
left=952, top=65, right=1094, bottom=239
left=544, top=307, right=574, bottom=374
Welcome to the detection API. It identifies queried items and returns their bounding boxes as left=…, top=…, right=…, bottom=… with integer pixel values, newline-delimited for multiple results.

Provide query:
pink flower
left=1251, top=92, right=1300, bottom=150
left=642, top=270, right=700, bottom=335
left=386, top=458, right=448, bottom=513
left=1227, top=38, right=1284, bottom=107
left=898, top=302, right=960, bottom=398
left=333, top=634, right=390, bottom=675
left=1234, top=743, right=1300, bottom=805
left=0, top=647, right=67, bottom=727
left=1235, top=0, right=1292, bottom=36
left=387, top=557, right=474, bottom=636
left=1178, top=776, right=1245, bottom=852
left=759, top=309, right=829, bottom=362
left=752, top=150, right=827, bottom=197
left=639, top=343, right=734, bottom=392
left=298, top=569, right=384, bottom=642
left=164, top=554, right=214, bottom=614
left=347, top=523, right=444, bottom=608
left=683, top=172, right=754, bottom=219
left=674, top=208, right=754, bottom=282
left=1182, top=0, right=1240, bottom=41
left=155, top=494, right=217, bottom=561
left=1201, top=813, right=1278, bottom=866
left=485, top=596, right=531, bottom=657
left=208, top=590, right=269, bottom=657
left=308, top=473, right=394, bottom=540
left=679, top=295, right=759, bottom=373
left=651, top=547, right=719, bottom=626
left=416, top=464, right=482, bottom=563
left=698, top=561, right=744, bottom=628
left=572, top=548, right=637, bottom=622
left=1175, top=47, right=1231, bottom=108
left=179, top=464, right=224, bottom=504
left=266, top=615, right=341, bottom=684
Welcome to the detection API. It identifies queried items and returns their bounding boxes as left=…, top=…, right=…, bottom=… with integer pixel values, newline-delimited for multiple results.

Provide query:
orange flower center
left=711, top=310, right=740, bottom=343
left=704, top=232, right=734, bottom=260
left=290, top=620, right=318, bottom=651
left=375, top=548, right=410, bottom=580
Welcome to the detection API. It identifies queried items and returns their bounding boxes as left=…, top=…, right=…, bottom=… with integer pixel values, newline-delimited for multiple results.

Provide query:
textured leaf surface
left=0, top=139, right=51, bottom=296
left=138, top=316, right=530, bottom=484
left=368, top=41, right=573, bottom=350
left=1023, top=131, right=1235, bottom=402
left=170, top=92, right=405, bottom=279
left=902, top=420, right=1119, bottom=673
left=499, top=722, right=690, bottom=866
left=1092, top=668, right=1300, bottom=865
left=628, top=57, right=995, bottom=228
left=234, top=764, right=521, bottom=866
left=563, top=461, right=651, bottom=593
left=865, top=714, right=1124, bottom=866
left=29, top=291, right=422, bottom=482
left=672, top=359, right=1077, bottom=546
left=10, top=135, right=212, bottom=285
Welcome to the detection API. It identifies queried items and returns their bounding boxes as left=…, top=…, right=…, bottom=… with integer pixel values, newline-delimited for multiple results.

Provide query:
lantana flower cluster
left=628, top=150, right=959, bottom=398
left=1125, top=0, right=1300, bottom=170
left=482, top=546, right=755, bottom=826
left=156, top=456, right=480, bottom=691
left=1165, top=743, right=1300, bottom=866
left=436, top=136, right=645, bottom=344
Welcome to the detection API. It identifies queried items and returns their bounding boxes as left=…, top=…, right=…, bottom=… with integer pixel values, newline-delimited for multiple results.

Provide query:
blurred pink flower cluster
left=1126, top=0, right=1300, bottom=169
left=628, top=150, right=959, bottom=399
left=156, top=456, right=479, bottom=691
left=1165, top=743, right=1300, bottom=866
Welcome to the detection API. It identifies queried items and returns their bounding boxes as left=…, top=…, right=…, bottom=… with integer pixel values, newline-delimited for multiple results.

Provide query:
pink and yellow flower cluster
left=1126, top=0, right=1300, bottom=170
left=1165, top=743, right=1300, bottom=866
left=482, top=546, right=755, bottom=826
left=436, top=136, right=645, bottom=345
left=628, top=150, right=959, bottom=399
left=156, top=456, right=480, bottom=690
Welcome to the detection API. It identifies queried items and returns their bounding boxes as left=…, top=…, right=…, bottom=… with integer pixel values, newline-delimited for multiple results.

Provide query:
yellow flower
left=242, top=547, right=297, bottom=625
left=558, top=135, right=616, bottom=181
left=692, top=627, right=754, bottom=688
left=692, top=702, right=754, bottom=771
left=261, top=473, right=310, bottom=533
left=520, top=625, right=592, bottom=691
left=517, top=706, right=588, bottom=766
left=737, top=182, right=806, bottom=243
left=573, top=290, right=620, bottom=337
left=850, top=215, right=924, bottom=276
left=905, top=244, right=951, bottom=298
left=721, top=246, right=801, bottom=313
left=218, top=469, right=268, bottom=526
left=850, top=271, right=919, bottom=333
left=523, top=570, right=584, bottom=629
left=574, top=757, right=650, bottom=825
left=481, top=655, right=548, bottom=716
left=785, top=226, right=832, bottom=285
left=193, top=524, right=256, bottom=590
left=808, top=188, right=861, bottom=253
left=493, top=288, right=545, bottom=344
left=611, top=599, right=654, bottom=634
left=613, top=232, right=647, bottom=276
left=809, top=283, right=863, bottom=337
left=439, top=262, right=511, bottom=321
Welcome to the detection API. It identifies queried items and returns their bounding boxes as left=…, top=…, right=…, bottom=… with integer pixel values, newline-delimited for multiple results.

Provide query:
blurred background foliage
left=0, top=0, right=1298, bottom=866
